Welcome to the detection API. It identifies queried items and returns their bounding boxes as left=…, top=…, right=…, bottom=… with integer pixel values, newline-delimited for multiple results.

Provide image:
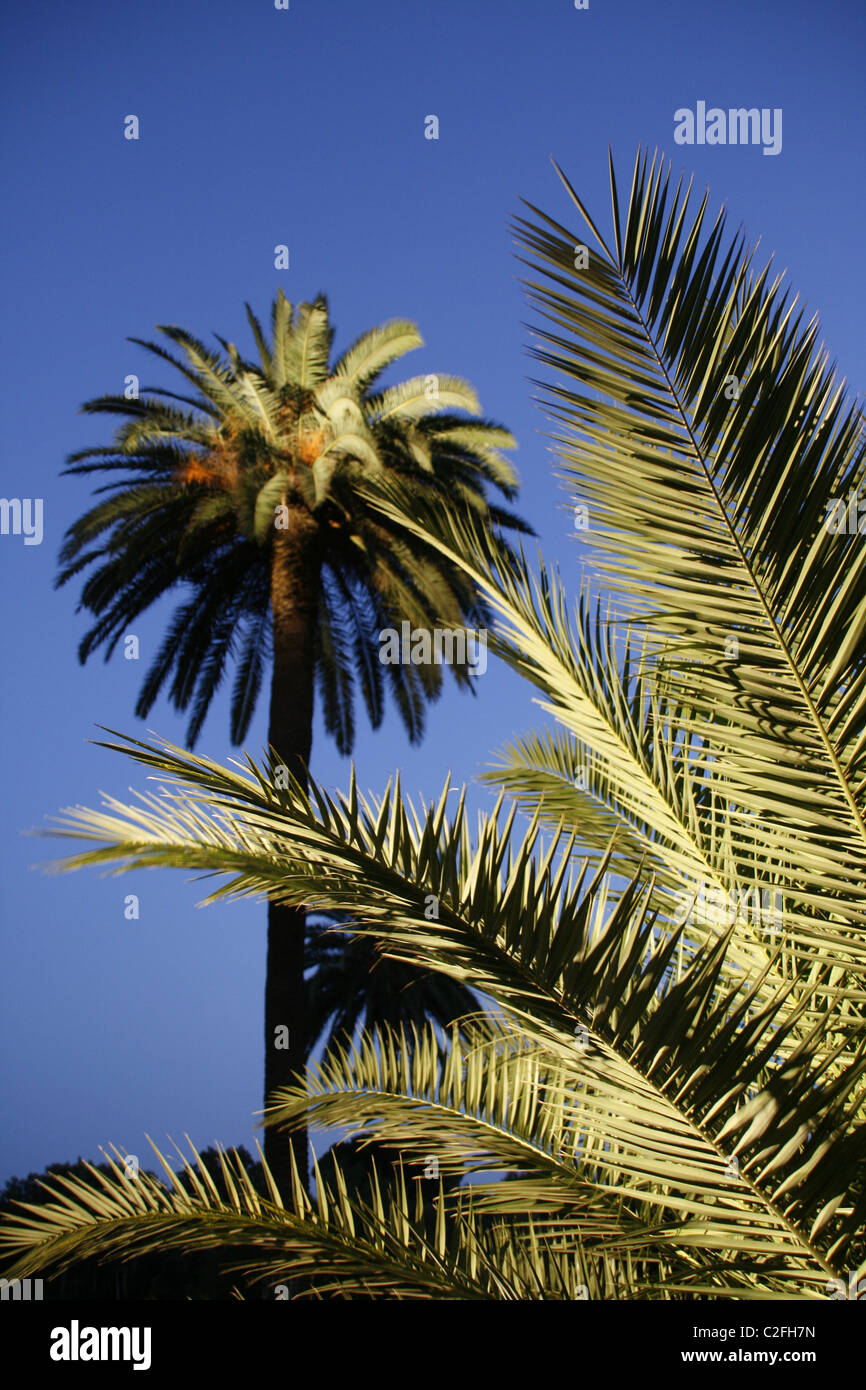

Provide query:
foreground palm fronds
left=0, top=1136, right=597, bottom=1300
left=1, top=731, right=864, bottom=1297
left=359, top=145, right=866, bottom=1052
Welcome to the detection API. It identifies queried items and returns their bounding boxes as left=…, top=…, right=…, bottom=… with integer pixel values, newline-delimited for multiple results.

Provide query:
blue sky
left=1, top=0, right=864, bottom=1186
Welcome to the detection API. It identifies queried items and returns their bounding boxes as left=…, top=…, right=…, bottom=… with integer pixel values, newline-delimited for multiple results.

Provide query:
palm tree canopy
left=57, top=290, right=530, bottom=750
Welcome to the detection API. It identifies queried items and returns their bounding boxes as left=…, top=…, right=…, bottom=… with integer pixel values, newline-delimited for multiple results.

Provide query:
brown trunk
left=264, top=509, right=320, bottom=1196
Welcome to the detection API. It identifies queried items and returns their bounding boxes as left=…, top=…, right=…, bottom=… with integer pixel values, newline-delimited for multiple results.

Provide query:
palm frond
left=513, top=147, right=866, bottom=900
left=0, top=1137, right=603, bottom=1300
left=25, top=733, right=866, bottom=1294
left=333, top=319, right=424, bottom=389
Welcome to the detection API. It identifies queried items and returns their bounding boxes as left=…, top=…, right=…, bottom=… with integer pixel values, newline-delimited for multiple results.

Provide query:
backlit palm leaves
left=358, top=147, right=866, bottom=1052
left=0, top=1137, right=602, bottom=1300
left=2, top=731, right=865, bottom=1296
left=511, top=148, right=866, bottom=925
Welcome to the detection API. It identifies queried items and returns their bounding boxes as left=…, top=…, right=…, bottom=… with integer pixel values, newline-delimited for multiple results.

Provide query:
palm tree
left=11, top=146, right=865, bottom=1297
left=55, top=292, right=527, bottom=1187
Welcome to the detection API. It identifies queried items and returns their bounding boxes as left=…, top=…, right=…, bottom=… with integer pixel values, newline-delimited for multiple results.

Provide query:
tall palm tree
left=16, top=147, right=864, bottom=1298
left=55, top=291, right=527, bottom=1188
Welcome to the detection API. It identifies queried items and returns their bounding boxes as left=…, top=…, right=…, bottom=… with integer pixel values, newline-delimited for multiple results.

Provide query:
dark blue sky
left=2, top=0, right=864, bottom=1186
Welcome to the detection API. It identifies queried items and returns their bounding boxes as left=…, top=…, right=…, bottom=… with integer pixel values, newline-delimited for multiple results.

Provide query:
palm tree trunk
left=265, top=511, right=320, bottom=1196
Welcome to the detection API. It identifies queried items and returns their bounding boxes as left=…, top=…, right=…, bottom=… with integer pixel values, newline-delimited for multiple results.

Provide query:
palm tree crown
left=57, top=289, right=527, bottom=751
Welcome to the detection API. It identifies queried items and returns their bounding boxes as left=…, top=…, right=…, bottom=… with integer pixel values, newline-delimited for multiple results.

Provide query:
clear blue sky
left=1, top=0, right=864, bottom=1186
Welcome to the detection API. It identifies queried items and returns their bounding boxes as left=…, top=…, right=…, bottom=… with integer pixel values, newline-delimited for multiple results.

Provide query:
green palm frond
left=0, top=1137, right=606, bottom=1301
left=333, top=319, right=424, bottom=389
left=5, top=730, right=862, bottom=1295
left=513, top=147, right=866, bottom=900
left=284, top=297, right=334, bottom=389
left=369, top=376, right=481, bottom=422
left=359, top=460, right=866, bottom=1055
left=267, top=1015, right=865, bottom=1298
